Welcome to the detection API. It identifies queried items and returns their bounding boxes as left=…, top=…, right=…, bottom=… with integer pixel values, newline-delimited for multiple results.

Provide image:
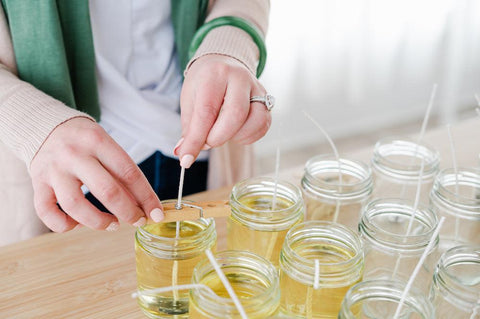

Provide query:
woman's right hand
left=29, top=117, right=164, bottom=232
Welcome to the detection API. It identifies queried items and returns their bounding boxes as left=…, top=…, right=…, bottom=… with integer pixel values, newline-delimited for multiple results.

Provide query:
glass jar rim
left=230, top=176, right=304, bottom=230
left=190, top=250, right=279, bottom=316
left=340, top=279, right=434, bottom=318
left=302, top=154, right=372, bottom=201
left=359, top=198, right=438, bottom=254
left=432, top=167, right=480, bottom=211
left=281, top=221, right=364, bottom=286
left=434, top=245, right=480, bottom=307
left=136, top=200, right=216, bottom=258
left=372, top=137, right=440, bottom=181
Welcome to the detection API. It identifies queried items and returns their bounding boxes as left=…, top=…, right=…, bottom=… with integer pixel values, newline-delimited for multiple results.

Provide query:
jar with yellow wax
left=430, top=168, right=480, bottom=252
left=227, top=177, right=304, bottom=267
left=359, top=198, right=439, bottom=293
left=301, top=155, right=372, bottom=229
left=339, top=279, right=435, bottom=318
left=135, top=200, right=216, bottom=319
left=371, top=137, right=440, bottom=204
left=279, top=221, right=364, bottom=318
left=189, top=250, right=280, bottom=318
left=429, top=245, right=480, bottom=318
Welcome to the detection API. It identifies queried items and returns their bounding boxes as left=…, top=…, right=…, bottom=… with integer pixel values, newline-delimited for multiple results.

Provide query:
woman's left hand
left=174, top=54, right=271, bottom=168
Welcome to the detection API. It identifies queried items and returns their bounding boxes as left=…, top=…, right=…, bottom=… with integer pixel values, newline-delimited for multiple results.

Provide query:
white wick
left=176, top=167, right=185, bottom=210
left=272, top=146, right=281, bottom=211
left=303, top=110, right=342, bottom=223
left=205, top=249, right=247, bottom=319
left=392, top=216, right=445, bottom=319
left=417, top=83, right=437, bottom=144
left=313, top=259, right=320, bottom=290
left=131, top=283, right=215, bottom=299
left=405, top=158, right=425, bottom=236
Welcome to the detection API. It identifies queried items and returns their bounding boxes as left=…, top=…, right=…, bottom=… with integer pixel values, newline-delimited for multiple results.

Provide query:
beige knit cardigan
left=0, top=0, right=269, bottom=245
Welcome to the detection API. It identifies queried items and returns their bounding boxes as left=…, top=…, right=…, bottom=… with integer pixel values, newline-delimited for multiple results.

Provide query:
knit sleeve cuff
left=185, top=25, right=260, bottom=76
left=0, top=83, right=95, bottom=166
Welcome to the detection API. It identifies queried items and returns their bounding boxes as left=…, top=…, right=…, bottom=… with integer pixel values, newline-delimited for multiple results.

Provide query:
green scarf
left=1, top=0, right=208, bottom=121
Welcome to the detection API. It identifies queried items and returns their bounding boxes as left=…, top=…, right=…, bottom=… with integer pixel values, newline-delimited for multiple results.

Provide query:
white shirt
left=89, top=0, right=208, bottom=163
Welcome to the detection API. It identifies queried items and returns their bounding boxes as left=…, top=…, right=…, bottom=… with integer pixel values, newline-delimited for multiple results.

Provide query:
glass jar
left=430, top=167, right=480, bottom=252
left=135, top=200, right=217, bottom=319
left=279, top=221, right=364, bottom=318
left=227, top=177, right=304, bottom=267
left=189, top=250, right=280, bottom=318
left=429, top=245, right=480, bottom=318
left=339, top=279, right=435, bottom=318
left=371, top=137, right=440, bottom=204
left=301, top=154, right=372, bottom=229
left=358, top=198, right=439, bottom=293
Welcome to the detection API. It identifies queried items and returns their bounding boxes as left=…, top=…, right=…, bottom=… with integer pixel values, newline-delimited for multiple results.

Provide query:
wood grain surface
left=1, top=118, right=479, bottom=318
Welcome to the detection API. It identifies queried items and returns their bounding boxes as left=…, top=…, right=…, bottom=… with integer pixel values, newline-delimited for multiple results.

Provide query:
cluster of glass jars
left=134, top=135, right=480, bottom=318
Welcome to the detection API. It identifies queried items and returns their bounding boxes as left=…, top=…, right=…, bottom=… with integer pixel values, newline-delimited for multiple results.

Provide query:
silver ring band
left=250, top=94, right=275, bottom=111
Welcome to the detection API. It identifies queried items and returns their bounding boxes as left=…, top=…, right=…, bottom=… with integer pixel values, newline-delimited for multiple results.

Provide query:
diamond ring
left=250, top=94, right=275, bottom=112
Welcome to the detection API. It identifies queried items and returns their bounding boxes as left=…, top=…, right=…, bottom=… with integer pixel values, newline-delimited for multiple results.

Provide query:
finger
left=73, top=157, right=149, bottom=226
left=205, top=77, right=250, bottom=147
left=95, top=140, right=163, bottom=223
left=232, top=93, right=272, bottom=145
left=177, top=78, right=226, bottom=167
left=33, top=183, right=78, bottom=233
left=52, top=175, right=119, bottom=230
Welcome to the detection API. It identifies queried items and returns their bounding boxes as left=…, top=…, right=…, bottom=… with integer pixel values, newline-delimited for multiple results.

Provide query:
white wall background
left=256, top=0, right=480, bottom=157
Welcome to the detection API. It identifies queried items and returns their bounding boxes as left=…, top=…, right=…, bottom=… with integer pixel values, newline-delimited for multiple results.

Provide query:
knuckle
left=99, top=184, right=121, bottom=202
left=197, top=104, right=218, bottom=122
left=60, top=194, right=83, bottom=212
left=213, top=63, right=230, bottom=78
left=83, top=126, right=105, bottom=145
left=121, top=165, right=142, bottom=185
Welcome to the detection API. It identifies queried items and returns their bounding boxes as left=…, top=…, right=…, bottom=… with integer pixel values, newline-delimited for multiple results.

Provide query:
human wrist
left=185, top=17, right=266, bottom=78
left=0, top=84, right=95, bottom=166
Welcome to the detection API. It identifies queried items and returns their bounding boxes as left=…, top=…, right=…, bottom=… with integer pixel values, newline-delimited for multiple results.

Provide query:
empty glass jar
left=135, top=200, right=217, bottom=318
left=371, top=137, right=439, bottom=204
left=429, top=245, right=480, bottom=318
left=339, top=279, right=435, bottom=318
left=301, top=155, right=372, bottom=230
left=279, top=221, right=364, bottom=318
left=227, top=177, right=304, bottom=266
left=189, top=250, right=280, bottom=318
left=430, top=167, right=480, bottom=252
left=358, top=198, right=439, bottom=293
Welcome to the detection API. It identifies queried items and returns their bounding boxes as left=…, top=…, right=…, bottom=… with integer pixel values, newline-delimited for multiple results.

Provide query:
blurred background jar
left=135, top=200, right=216, bottom=319
left=189, top=250, right=280, bottom=318
left=301, top=154, right=372, bottom=229
left=227, top=177, right=304, bottom=266
left=429, top=245, right=480, bottom=318
left=430, top=167, right=480, bottom=252
left=339, top=279, right=435, bottom=318
left=358, top=198, right=439, bottom=294
left=371, top=137, right=440, bottom=204
left=279, top=221, right=364, bottom=318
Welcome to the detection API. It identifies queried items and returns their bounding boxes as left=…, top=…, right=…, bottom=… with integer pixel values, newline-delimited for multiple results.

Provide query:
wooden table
left=1, top=118, right=479, bottom=318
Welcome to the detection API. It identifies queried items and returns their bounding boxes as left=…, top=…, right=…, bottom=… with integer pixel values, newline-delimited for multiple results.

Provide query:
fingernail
left=201, top=143, right=212, bottom=151
left=133, top=217, right=147, bottom=227
left=106, top=222, right=120, bottom=232
left=173, top=137, right=185, bottom=156
left=150, top=208, right=164, bottom=223
left=74, top=224, right=83, bottom=230
left=180, top=154, right=195, bottom=168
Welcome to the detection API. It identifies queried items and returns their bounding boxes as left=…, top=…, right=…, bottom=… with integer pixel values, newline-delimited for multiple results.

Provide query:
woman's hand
left=174, top=54, right=272, bottom=167
left=30, top=118, right=164, bottom=232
